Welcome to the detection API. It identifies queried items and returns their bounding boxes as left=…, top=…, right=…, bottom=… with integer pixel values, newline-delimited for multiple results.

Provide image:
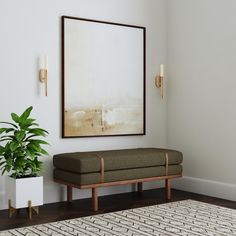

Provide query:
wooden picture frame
left=62, top=16, right=146, bottom=138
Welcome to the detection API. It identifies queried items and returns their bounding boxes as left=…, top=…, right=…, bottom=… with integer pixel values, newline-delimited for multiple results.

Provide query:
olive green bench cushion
left=53, top=148, right=183, bottom=174
left=54, top=165, right=182, bottom=185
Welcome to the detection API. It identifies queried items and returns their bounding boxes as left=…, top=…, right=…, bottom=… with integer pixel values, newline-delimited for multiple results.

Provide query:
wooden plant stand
left=8, top=200, right=39, bottom=219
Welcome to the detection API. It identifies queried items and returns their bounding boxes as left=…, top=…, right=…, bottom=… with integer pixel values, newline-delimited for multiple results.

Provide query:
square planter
left=6, top=176, right=43, bottom=209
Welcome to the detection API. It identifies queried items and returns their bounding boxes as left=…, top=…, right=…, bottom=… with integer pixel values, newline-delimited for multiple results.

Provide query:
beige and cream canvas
left=62, top=17, right=145, bottom=137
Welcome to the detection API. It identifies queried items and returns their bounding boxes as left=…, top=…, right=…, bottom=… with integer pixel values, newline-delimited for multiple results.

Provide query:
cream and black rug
left=1, top=200, right=236, bottom=236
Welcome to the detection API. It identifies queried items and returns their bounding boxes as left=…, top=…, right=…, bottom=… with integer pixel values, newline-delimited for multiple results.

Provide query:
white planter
left=6, top=176, right=43, bottom=209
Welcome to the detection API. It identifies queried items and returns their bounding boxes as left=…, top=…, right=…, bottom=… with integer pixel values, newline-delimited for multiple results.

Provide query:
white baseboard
left=172, top=176, right=236, bottom=202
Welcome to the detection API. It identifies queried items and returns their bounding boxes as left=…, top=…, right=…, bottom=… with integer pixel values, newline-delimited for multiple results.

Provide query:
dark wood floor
left=0, top=188, right=236, bottom=231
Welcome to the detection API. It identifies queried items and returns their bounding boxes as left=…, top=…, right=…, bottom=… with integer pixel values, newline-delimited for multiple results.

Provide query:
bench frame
left=54, top=174, right=182, bottom=211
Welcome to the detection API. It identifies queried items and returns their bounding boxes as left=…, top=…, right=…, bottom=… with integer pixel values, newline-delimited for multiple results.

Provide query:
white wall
left=0, top=0, right=167, bottom=209
left=168, top=0, right=236, bottom=200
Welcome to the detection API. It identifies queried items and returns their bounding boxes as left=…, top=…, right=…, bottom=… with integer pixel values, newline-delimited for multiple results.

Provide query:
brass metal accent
left=165, top=152, right=169, bottom=176
left=100, top=157, right=104, bottom=182
left=94, top=154, right=105, bottom=183
left=39, top=69, right=48, bottom=96
left=155, top=75, right=164, bottom=99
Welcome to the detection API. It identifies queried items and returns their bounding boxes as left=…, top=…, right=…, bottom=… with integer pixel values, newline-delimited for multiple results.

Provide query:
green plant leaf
left=2, top=168, right=6, bottom=175
left=0, top=122, right=18, bottom=129
left=0, top=146, right=4, bottom=155
left=24, top=134, right=38, bottom=141
left=28, top=128, right=49, bottom=136
left=0, top=106, right=49, bottom=178
left=27, top=143, right=41, bottom=152
left=40, top=148, right=49, bottom=156
left=26, top=148, right=36, bottom=158
left=5, top=128, right=14, bottom=133
left=15, top=131, right=25, bottom=142
left=20, top=118, right=36, bottom=129
left=0, top=135, right=14, bottom=139
left=19, top=106, right=33, bottom=123
left=0, top=161, right=5, bottom=166
left=11, top=113, right=19, bottom=123
left=10, top=142, right=19, bottom=152
left=30, top=139, right=49, bottom=145
left=0, top=138, right=13, bottom=142
left=0, top=128, right=7, bottom=134
left=15, top=157, right=26, bottom=168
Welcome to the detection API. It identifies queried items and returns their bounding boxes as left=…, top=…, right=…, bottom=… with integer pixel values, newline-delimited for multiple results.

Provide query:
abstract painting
left=62, top=16, right=146, bottom=137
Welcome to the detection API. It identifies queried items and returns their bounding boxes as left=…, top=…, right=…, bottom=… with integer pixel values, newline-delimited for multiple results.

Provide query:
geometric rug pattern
left=0, top=200, right=236, bottom=235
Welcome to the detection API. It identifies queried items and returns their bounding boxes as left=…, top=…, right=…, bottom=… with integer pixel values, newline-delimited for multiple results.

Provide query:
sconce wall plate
left=39, top=55, right=48, bottom=96
left=155, top=64, right=164, bottom=99
left=39, top=69, right=48, bottom=96
left=155, top=75, right=163, bottom=99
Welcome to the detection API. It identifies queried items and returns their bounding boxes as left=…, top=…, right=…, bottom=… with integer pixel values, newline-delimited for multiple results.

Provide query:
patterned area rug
left=1, top=200, right=236, bottom=236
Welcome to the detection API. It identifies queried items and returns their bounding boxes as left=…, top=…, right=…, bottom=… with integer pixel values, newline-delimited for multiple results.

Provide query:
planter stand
left=6, top=176, right=43, bottom=219
left=8, top=200, right=39, bottom=219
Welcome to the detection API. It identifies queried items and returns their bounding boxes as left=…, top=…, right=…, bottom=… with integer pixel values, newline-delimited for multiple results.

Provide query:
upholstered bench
left=53, top=148, right=183, bottom=211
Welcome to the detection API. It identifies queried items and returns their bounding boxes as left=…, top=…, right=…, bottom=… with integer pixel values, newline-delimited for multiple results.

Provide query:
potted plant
left=0, top=106, right=49, bottom=217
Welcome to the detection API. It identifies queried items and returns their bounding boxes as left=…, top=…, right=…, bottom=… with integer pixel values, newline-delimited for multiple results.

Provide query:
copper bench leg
left=165, top=179, right=171, bottom=201
left=67, top=186, right=72, bottom=203
left=137, top=182, right=143, bottom=193
left=92, top=188, right=98, bottom=211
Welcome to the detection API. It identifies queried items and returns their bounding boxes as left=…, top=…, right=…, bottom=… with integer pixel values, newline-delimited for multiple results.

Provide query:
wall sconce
left=39, top=55, right=48, bottom=96
left=155, top=64, right=164, bottom=99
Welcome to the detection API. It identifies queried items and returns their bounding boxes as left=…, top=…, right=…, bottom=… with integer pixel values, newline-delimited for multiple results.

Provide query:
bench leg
left=67, top=186, right=72, bottom=203
left=165, top=179, right=171, bottom=201
left=137, top=182, right=143, bottom=193
left=92, top=188, right=98, bottom=211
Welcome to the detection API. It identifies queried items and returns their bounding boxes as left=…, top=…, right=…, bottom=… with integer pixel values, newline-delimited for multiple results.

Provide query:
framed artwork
left=62, top=16, right=146, bottom=138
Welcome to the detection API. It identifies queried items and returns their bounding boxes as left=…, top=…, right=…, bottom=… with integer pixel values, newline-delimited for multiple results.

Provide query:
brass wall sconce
left=155, top=64, right=164, bottom=99
left=39, top=55, right=48, bottom=96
